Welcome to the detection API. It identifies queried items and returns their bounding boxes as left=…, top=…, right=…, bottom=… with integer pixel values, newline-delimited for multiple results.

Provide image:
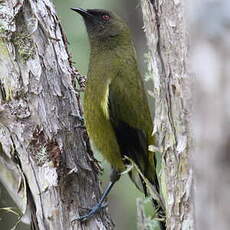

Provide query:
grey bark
left=0, top=0, right=113, bottom=229
left=190, top=1, right=230, bottom=229
left=140, top=0, right=194, bottom=229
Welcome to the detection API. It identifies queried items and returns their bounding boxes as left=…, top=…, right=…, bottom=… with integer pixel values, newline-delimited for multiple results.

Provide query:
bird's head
left=71, top=8, right=130, bottom=41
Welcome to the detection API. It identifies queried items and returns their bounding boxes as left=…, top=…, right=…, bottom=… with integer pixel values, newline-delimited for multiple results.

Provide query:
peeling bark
left=0, top=0, right=113, bottom=229
left=140, top=0, right=194, bottom=229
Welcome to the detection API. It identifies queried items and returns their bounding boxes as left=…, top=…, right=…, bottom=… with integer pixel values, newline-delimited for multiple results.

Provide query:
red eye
left=102, top=14, right=110, bottom=21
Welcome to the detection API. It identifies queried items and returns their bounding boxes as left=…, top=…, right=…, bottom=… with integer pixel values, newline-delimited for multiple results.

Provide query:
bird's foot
left=71, top=202, right=107, bottom=223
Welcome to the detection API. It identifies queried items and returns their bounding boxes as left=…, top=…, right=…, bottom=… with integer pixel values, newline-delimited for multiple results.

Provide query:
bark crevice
left=0, top=0, right=113, bottom=229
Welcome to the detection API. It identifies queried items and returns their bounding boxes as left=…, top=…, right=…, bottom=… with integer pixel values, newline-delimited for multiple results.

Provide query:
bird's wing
left=108, top=78, right=152, bottom=193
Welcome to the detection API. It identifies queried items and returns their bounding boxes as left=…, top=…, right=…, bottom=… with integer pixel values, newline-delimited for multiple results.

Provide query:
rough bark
left=140, top=0, right=194, bottom=229
left=190, top=1, right=230, bottom=229
left=0, top=0, right=113, bottom=229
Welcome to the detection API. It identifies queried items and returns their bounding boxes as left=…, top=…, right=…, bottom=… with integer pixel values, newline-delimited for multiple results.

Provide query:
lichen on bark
left=0, top=0, right=113, bottom=229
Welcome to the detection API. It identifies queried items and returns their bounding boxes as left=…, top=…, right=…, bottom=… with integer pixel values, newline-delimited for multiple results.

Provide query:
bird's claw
left=71, top=202, right=108, bottom=223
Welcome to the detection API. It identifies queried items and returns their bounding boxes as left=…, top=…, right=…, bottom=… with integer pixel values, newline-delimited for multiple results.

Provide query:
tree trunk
left=191, top=1, right=230, bottom=229
left=0, top=0, right=113, bottom=229
left=140, top=0, right=194, bottom=229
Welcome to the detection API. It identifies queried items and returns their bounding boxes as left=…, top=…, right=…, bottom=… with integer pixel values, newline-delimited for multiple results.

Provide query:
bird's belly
left=83, top=98, right=125, bottom=171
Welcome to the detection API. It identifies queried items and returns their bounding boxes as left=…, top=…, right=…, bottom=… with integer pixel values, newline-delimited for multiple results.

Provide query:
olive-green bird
left=71, top=8, right=164, bottom=227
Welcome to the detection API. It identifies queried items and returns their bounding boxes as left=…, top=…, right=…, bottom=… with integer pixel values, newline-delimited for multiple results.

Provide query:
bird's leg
left=72, top=169, right=120, bottom=223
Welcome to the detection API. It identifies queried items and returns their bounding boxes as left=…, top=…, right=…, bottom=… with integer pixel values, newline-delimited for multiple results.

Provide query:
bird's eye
left=102, top=14, right=110, bottom=21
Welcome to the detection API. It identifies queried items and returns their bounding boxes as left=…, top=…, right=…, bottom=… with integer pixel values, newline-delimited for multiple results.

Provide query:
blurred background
left=0, top=0, right=152, bottom=229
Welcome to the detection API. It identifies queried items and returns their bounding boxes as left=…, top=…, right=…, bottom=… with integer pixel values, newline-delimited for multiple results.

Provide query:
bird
left=71, top=8, right=165, bottom=228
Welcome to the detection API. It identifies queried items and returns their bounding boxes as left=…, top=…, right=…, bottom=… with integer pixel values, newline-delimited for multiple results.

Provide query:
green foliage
left=0, top=207, right=22, bottom=230
left=137, top=198, right=163, bottom=230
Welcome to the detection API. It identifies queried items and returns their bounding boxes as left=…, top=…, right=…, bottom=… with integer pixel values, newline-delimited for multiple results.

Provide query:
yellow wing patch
left=101, top=79, right=111, bottom=120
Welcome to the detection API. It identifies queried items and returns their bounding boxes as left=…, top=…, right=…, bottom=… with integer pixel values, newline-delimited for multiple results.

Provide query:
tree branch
left=140, top=0, right=194, bottom=229
left=0, top=0, right=113, bottom=229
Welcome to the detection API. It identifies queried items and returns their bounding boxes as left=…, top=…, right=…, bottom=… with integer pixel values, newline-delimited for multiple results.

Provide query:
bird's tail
left=128, top=160, right=166, bottom=230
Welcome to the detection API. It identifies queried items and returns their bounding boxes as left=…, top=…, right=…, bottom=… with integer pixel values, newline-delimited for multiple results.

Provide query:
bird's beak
left=71, top=8, right=93, bottom=18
